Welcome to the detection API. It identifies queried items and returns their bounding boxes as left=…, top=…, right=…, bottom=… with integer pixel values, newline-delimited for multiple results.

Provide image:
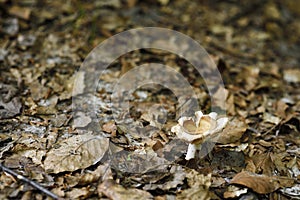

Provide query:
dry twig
left=0, top=163, right=62, bottom=200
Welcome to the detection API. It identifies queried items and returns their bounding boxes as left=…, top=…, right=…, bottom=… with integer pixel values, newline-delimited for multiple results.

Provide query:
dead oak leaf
left=44, top=133, right=109, bottom=173
left=230, top=171, right=294, bottom=194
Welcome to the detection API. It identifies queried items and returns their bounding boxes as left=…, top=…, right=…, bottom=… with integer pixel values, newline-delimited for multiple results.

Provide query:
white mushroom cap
left=171, top=111, right=228, bottom=160
left=171, top=111, right=228, bottom=144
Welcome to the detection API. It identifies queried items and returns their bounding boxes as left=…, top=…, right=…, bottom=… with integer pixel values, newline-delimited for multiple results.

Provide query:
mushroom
left=171, top=111, right=228, bottom=160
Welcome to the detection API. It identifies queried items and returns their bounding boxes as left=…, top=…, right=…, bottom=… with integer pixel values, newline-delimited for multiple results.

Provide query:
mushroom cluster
left=171, top=111, right=228, bottom=160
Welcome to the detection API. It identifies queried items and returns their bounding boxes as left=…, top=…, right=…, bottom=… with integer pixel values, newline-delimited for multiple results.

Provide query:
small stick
left=0, top=163, right=62, bottom=200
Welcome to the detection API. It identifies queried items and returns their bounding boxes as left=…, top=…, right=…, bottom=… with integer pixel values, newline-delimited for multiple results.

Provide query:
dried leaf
left=8, top=6, right=31, bottom=20
left=230, top=171, right=294, bottom=194
left=0, top=97, right=22, bottom=119
left=251, top=152, right=275, bottom=176
left=223, top=185, right=248, bottom=198
left=143, top=165, right=185, bottom=191
left=29, top=80, right=49, bottom=101
left=73, top=112, right=92, bottom=128
left=98, top=179, right=152, bottom=200
left=212, top=87, right=229, bottom=111
left=2, top=18, right=19, bottom=36
left=263, top=112, right=281, bottom=125
left=177, top=170, right=211, bottom=200
left=66, top=187, right=90, bottom=199
left=275, top=100, right=289, bottom=118
left=110, top=148, right=168, bottom=173
left=78, top=163, right=112, bottom=185
left=217, top=117, right=247, bottom=144
left=44, top=133, right=109, bottom=173
left=283, top=69, right=300, bottom=83
left=102, top=121, right=117, bottom=136
left=280, top=184, right=300, bottom=198
left=0, top=83, right=22, bottom=119
left=59, top=72, right=85, bottom=100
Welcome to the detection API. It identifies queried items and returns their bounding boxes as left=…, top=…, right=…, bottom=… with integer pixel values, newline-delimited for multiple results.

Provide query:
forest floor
left=0, top=0, right=300, bottom=199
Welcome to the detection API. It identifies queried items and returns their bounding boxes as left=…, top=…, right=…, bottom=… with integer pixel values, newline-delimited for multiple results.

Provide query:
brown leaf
left=66, top=187, right=90, bottom=199
left=240, top=66, right=260, bottom=91
left=230, top=171, right=294, bottom=194
left=102, top=121, right=117, bottom=136
left=78, top=163, right=112, bottom=186
left=263, top=112, right=281, bottom=125
left=152, top=140, right=164, bottom=151
left=98, top=179, right=152, bottom=200
left=44, top=133, right=109, bottom=173
left=73, top=112, right=92, bottom=128
left=223, top=185, right=248, bottom=198
left=0, top=97, right=22, bottom=119
left=8, top=6, right=31, bottom=20
left=143, top=165, right=185, bottom=191
left=29, top=80, right=50, bottom=101
left=212, top=87, right=229, bottom=111
left=177, top=170, right=211, bottom=200
left=275, top=100, right=289, bottom=118
left=283, top=69, right=300, bottom=83
left=251, top=152, right=275, bottom=176
left=217, top=117, right=247, bottom=144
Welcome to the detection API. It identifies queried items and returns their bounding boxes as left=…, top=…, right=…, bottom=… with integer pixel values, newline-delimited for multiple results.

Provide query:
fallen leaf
left=2, top=18, right=19, bottom=36
left=140, top=104, right=168, bottom=129
left=217, top=117, right=247, bottom=144
left=280, top=184, right=300, bottom=198
left=102, top=121, right=117, bottom=136
left=230, top=171, right=294, bottom=194
left=223, top=185, right=248, bottom=198
left=212, top=149, right=245, bottom=170
left=283, top=69, right=300, bottom=83
left=250, top=152, right=275, bottom=176
left=212, top=87, right=229, bottom=111
left=66, top=187, right=90, bottom=199
left=17, top=34, right=36, bottom=49
left=72, top=71, right=85, bottom=96
left=78, top=163, right=112, bottom=186
left=275, top=100, right=289, bottom=118
left=98, top=179, right=153, bottom=200
left=263, top=112, right=281, bottom=125
left=237, top=66, right=260, bottom=91
left=29, top=80, right=50, bottom=101
left=60, top=71, right=85, bottom=100
left=44, top=133, right=109, bottom=173
left=73, top=112, right=92, bottom=128
left=0, top=83, right=22, bottom=119
left=8, top=6, right=31, bottom=20
left=110, top=148, right=168, bottom=173
left=0, top=97, right=22, bottom=119
left=143, top=165, right=185, bottom=191
left=177, top=170, right=211, bottom=200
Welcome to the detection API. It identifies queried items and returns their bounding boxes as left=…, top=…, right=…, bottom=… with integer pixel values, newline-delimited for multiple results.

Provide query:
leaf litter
left=0, top=0, right=300, bottom=199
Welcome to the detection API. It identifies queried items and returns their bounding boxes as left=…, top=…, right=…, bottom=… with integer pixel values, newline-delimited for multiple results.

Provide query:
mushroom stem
left=186, top=143, right=201, bottom=160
